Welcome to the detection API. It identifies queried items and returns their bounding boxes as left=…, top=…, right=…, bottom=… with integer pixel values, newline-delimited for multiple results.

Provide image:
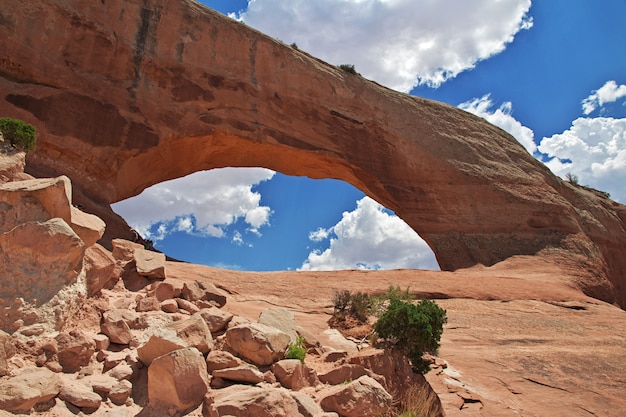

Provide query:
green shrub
left=285, top=336, right=306, bottom=363
left=374, top=299, right=447, bottom=374
left=0, top=117, right=37, bottom=151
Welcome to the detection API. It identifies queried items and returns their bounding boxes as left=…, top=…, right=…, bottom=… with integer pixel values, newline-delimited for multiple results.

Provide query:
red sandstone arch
left=1, top=0, right=625, bottom=306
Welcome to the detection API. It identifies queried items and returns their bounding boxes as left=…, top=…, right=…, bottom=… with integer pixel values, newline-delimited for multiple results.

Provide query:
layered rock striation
left=0, top=0, right=625, bottom=305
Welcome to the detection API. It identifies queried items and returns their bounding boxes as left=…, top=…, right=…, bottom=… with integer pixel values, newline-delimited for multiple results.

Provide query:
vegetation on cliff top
left=0, top=117, right=37, bottom=151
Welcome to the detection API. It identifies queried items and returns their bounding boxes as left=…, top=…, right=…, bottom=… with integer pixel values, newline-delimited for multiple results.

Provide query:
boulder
left=318, top=364, right=369, bottom=386
left=205, top=385, right=310, bottom=417
left=69, top=205, right=106, bottom=248
left=111, top=239, right=143, bottom=264
left=100, top=310, right=133, bottom=345
left=212, top=364, right=265, bottom=384
left=198, top=306, right=234, bottom=333
left=272, top=359, right=320, bottom=390
left=318, top=375, right=393, bottom=417
left=0, top=176, right=72, bottom=234
left=84, top=243, right=118, bottom=296
left=55, top=331, right=95, bottom=373
left=134, top=248, right=165, bottom=279
left=106, top=362, right=134, bottom=381
left=205, top=350, right=246, bottom=373
left=258, top=307, right=299, bottom=343
left=0, top=330, right=15, bottom=377
left=108, top=379, right=132, bottom=405
left=321, top=350, right=349, bottom=363
left=0, top=367, right=60, bottom=412
left=181, top=280, right=227, bottom=307
left=0, top=218, right=84, bottom=330
left=91, top=333, right=110, bottom=351
left=167, top=312, right=213, bottom=354
left=349, top=348, right=423, bottom=402
left=137, top=329, right=186, bottom=366
left=176, top=298, right=200, bottom=314
left=85, top=374, right=118, bottom=398
left=225, top=322, right=291, bottom=366
left=136, top=296, right=160, bottom=312
left=154, top=279, right=185, bottom=301
left=290, top=391, right=327, bottom=417
left=58, top=376, right=102, bottom=409
left=99, top=349, right=130, bottom=371
left=148, top=347, right=209, bottom=413
left=160, top=299, right=178, bottom=313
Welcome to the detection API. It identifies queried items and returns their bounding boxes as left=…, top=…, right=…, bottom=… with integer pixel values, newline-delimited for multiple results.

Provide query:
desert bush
left=0, top=117, right=37, bottom=151
left=374, top=299, right=447, bottom=374
left=333, top=289, right=352, bottom=315
left=338, top=64, right=358, bottom=74
left=285, top=336, right=306, bottom=363
left=396, top=383, right=443, bottom=417
left=349, top=291, right=371, bottom=322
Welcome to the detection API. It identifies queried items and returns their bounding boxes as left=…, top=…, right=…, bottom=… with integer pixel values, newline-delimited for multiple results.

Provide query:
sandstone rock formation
left=1, top=0, right=624, bottom=307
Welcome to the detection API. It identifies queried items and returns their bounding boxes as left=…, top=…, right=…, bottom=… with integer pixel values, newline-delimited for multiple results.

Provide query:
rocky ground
left=2, top=146, right=626, bottom=417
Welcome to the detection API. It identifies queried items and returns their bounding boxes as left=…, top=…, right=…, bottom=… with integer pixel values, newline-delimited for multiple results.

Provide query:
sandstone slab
left=212, top=364, right=264, bottom=384
left=0, top=367, right=60, bottom=412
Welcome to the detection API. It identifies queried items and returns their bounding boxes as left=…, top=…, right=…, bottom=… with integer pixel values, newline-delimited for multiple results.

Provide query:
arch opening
left=112, top=167, right=440, bottom=272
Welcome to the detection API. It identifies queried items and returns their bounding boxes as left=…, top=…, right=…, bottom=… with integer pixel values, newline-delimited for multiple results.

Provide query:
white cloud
left=459, top=94, right=536, bottom=154
left=538, top=117, right=626, bottom=203
left=112, top=168, right=275, bottom=241
left=308, top=227, right=330, bottom=242
left=582, top=80, right=626, bottom=115
left=299, top=197, right=439, bottom=271
left=237, top=0, right=532, bottom=92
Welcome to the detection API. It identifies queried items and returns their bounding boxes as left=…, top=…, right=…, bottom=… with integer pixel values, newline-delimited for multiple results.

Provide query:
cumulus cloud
left=459, top=94, right=536, bottom=154
left=112, top=168, right=275, bottom=241
left=538, top=117, right=626, bottom=203
left=582, top=80, right=626, bottom=115
left=237, top=0, right=532, bottom=92
left=299, top=197, right=439, bottom=271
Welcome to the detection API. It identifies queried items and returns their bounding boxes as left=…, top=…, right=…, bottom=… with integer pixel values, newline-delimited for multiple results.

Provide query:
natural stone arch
left=1, top=0, right=625, bottom=305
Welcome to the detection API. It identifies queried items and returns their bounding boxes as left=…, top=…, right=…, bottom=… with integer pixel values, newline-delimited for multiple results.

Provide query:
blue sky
left=113, top=0, right=626, bottom=271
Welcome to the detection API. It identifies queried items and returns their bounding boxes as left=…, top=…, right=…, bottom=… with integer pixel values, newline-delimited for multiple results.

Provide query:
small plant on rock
left=338, top=64, right=358, bottom=75
left=0, top=117, right=37, bottom=151
left=285, top=335, right=307, bottom=363
left=374, top=299, right=447, bottom=374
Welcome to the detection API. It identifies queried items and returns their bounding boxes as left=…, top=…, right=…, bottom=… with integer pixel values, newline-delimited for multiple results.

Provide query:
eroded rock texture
left=1, top=0, right=625, bottom=305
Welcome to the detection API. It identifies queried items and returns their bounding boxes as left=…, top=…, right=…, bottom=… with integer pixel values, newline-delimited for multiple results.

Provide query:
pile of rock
left=0, top=150, right=440, bottom=416
left=1, top=252, right=434, bottom=416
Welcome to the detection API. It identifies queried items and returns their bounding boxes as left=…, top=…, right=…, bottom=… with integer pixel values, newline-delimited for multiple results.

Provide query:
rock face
left=0, top=0, right=624, bottom=306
